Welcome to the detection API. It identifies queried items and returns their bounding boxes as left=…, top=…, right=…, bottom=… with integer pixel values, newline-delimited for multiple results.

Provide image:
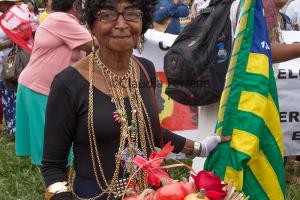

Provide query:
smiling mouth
left=112, top=36, right=131, bottom=39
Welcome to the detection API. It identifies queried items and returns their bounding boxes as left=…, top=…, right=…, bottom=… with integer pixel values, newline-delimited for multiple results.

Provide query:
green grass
left=0, top=134, right=44, bottom=200
left=286, top=160, right=300, bottom=200
left=0, top=133, right=299, bottom=200
left=287, top=184, right=300, bottom=200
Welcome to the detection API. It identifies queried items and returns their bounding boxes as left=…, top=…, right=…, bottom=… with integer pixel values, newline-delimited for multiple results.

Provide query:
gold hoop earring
left=137, top=37, right=143, bottom=54
left=92, top=36, right=96, bottom=53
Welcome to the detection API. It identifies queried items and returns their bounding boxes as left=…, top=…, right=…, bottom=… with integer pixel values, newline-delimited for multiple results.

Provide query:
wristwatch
left=192, top=141, right=201, bottom=157
left=45, top=181, right=69, bottom=200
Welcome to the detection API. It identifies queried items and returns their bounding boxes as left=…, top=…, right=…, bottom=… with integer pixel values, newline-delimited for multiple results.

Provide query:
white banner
left=135, top=29, right=300, bottom=156
left=277, top=31, right=300, bottom=156
left=134, top=29, right=200, bottom=141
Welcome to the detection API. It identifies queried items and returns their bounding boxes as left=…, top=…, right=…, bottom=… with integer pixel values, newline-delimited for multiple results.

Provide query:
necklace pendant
left=113, top=109, right=127, bottom=124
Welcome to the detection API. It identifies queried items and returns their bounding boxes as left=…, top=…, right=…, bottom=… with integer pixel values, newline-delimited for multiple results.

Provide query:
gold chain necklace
left=69, top=52, right=155, bottom=200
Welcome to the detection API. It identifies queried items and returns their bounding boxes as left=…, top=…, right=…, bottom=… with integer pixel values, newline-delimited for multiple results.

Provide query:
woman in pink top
left=27, top=0, right=39, bottom=36
left=16, top=0, right=93, bottom=165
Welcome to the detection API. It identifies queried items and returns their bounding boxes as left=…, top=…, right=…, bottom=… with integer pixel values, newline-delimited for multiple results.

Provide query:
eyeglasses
left=97, top=9, right=143, bottom=22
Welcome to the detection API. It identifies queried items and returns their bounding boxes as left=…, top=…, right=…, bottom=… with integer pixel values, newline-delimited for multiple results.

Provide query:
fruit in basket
left=184, top=189, right=209, bottom=200
left=182, top=182, right=198, bottom=194
left=154, top=181, right=197, bottom=200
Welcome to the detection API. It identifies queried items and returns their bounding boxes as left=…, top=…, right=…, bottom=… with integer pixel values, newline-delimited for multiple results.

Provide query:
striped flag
left=204, top=0, right=286, bottom=199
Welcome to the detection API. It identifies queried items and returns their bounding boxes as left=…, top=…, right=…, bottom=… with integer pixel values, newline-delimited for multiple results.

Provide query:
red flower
left=191, top=171, right=227, bottom=200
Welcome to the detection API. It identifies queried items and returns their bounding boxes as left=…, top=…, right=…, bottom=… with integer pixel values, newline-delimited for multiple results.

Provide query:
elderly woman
left=41, top=0, right=230, bottom=199
left=16, top=0, right=92, bottom=165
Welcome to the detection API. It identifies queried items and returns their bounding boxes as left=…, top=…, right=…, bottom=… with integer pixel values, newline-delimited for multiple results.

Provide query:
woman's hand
left=200, top=135, right=231, bottom=157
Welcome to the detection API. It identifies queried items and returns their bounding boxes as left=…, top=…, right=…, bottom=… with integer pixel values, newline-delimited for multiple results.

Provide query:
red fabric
left=0, top=5, right=33, bottom=52
left=132, top=142, right=175, bottom=186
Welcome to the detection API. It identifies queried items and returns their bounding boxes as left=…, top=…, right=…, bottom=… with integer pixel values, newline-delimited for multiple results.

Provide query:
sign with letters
left=134, top=30, right=199, bottom=139
left=276, top=31, right=300, bottom=156
left=135, top=29, right=300, bottom=155
left=276, top=31, right=300, bottom=155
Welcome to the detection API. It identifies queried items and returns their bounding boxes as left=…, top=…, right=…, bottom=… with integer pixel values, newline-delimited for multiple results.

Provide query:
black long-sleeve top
left=41, top=57, right=186, bottom=199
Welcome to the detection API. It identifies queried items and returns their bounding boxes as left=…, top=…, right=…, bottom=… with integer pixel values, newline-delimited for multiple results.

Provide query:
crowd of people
left=0, top=0, right=299, bottom=199
left=153, top=0, right=300, bottom=35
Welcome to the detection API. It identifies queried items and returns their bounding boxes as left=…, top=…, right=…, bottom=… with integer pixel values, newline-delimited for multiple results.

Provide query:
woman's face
left=27, top=2, right=34, bottom=12
left=91, top=0, right=142, bottom=54
left=273, top=0, right=288, bottom=10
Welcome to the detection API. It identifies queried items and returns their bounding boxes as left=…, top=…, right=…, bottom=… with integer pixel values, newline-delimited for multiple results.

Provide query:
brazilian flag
left=204, top=0, right=286, bottom=199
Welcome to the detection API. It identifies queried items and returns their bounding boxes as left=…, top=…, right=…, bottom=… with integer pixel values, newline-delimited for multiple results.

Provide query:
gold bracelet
left=45, top=181, right=69, bottom=200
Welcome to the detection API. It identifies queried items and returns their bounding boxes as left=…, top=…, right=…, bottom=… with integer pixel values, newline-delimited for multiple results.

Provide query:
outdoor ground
left=0, top=133, right=299, bottom=200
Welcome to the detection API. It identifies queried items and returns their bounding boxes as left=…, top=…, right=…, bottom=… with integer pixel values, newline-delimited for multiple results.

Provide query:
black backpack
left=164, top=0, right=233, bottom=106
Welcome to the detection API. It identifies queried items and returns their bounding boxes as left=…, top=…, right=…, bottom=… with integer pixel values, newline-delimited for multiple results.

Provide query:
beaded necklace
left=69, top=52, right=155, bottom=200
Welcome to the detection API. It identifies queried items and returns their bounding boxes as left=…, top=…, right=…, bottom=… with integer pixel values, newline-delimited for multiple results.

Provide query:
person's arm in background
left=272, top=43, right=300, bottom=63
left=0, top=40, right=12, bottom=50
left=75, top=40, right=93, bottom=54
left=75, top=38, right=99, bottom=55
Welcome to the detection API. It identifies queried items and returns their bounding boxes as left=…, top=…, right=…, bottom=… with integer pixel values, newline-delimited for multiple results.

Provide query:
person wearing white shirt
left=285, top=0, right=300, bottom=30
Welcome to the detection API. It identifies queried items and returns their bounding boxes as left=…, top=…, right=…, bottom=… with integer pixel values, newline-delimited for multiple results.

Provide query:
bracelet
left=192, top=141, right=201, bottom=157
left=45, top=181, right=69, bottom=200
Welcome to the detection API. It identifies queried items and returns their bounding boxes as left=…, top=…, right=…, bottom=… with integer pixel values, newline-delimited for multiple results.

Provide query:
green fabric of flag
left=204, top=0, right=286, bottom=199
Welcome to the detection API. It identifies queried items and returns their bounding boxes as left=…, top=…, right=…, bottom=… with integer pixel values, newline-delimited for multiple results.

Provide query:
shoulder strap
left=132, top=56, right=164, bottom=148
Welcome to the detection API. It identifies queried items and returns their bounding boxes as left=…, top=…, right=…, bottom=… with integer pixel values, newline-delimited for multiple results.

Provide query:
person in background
left=41, top=0, right=231, bottom=199
left=183, top=0, right=192, bottom=6
left=285, top=0, right=300, bottom=30
left=15, top=0, right=93, bottom=165
left=154, top=0, right=189, bottom=34
left=16, top=0, right=28, bottom=11
left=191, top=0, right=210, bottom=18
left=180, top=0, right=193, bottom=31
left=0, top=0, right=18, bottom=136
left=273, top=0, right=294, bottom=30
left=27, top=0, right=39, bottom=36
left=39, top=0, right=51, bottom=23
